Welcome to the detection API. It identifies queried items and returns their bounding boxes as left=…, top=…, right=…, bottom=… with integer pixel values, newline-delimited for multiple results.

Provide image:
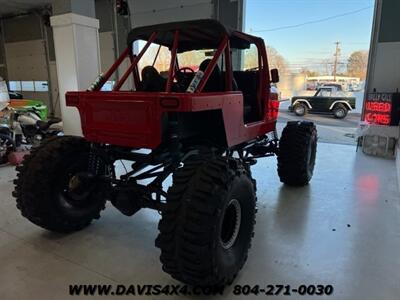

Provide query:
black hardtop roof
left=127, top=19, right=253, bottom=52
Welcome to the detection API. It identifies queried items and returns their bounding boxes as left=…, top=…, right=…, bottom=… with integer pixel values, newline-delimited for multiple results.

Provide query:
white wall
left=367, top=42, right=400, bottom=93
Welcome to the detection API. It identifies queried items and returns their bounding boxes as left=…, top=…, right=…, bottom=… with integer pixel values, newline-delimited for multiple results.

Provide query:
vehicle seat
left=199, top=60, right=239, bottom=92
left=36, top=117, right=62, bottom=131
left=220, top=72, right=239, bottom=91
left=140, top=66, right=166, bottom=92
left=199, top=59, right=222, bottom=92
left=233, top=71, right=260, bottom=123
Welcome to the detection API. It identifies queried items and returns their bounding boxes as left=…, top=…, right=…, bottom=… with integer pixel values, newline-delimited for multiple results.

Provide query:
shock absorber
left=168, top=112, right=181, bottom=165
left=88, top=144, right=102, bottom=175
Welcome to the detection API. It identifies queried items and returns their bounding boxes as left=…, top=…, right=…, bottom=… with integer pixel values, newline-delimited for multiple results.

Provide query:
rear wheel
left=332, top=103, right=348, bottom=119
left=156, top=156, right=257, bottom=287
left=277, top=121, right=317, bottom=186
left=13, top=136, right=109, bottom=233
left=293, top=103, right=307, bottom=116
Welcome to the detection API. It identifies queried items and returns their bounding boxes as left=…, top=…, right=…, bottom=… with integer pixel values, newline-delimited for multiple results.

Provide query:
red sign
left=364, top=93, right=392, bottom=125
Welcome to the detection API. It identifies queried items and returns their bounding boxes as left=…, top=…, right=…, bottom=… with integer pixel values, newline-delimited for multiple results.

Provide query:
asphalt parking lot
left=277, top=100, right=360, bottom=145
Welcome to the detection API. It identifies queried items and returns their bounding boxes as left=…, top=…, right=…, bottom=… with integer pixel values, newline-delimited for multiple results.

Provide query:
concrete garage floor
left=0, top=142, right=399, bottom=300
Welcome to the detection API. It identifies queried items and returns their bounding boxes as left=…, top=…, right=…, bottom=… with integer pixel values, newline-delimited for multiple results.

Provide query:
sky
left=244, top=0, right=375, bottom=73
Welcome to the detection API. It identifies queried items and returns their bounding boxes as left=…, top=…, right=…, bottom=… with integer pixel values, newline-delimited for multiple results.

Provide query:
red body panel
left=66, top=91, right=278, bottom=149
left=66, top=26, right=279, bottom=149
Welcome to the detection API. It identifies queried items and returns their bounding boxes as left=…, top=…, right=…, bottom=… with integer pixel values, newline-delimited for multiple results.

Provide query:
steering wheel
left=174, top=67, right=195, bottom=81
left=173, top=67, right=195, bottom=91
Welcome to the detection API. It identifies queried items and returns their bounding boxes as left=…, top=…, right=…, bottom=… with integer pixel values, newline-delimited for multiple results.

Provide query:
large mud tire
left=277, top=121, right=317, bottom=186
left=156, top=156, right=257, bottom=287
left=13, top=136, right=107, bottom=233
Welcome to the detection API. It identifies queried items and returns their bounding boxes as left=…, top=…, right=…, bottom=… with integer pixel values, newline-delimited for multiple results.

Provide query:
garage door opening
left=245, top=1, right=374, bottom=145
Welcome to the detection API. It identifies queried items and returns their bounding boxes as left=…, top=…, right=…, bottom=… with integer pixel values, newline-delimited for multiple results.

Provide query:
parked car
left=289, top=86, right=356, bottom=119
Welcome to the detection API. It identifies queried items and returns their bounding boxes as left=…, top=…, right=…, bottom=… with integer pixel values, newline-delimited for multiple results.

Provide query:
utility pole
left=333, top=41, right=341, bottom=81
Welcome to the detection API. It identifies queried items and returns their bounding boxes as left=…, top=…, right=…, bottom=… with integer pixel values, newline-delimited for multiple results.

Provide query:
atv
left=0, top=95, right=62, bottom=164
left=13, top=19, right=317, bottom=287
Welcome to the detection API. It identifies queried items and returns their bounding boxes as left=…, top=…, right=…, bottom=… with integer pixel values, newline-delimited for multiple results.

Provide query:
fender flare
left=329, top=101, right=352, bottom=111
left=292, top=99, right=312, bottom=109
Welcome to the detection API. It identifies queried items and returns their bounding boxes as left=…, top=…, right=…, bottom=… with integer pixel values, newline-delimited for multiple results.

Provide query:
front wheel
left=277, top=121, right=317, bottom=186
left=13, top=136, right=109, bottom=233
left=156, top=156, right=257, bottom=287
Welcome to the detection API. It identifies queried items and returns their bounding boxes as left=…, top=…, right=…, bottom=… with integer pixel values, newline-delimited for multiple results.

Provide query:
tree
left=267, top=46, right=289, bottom=74
left=300, top=68, right=320, bottom=77
left=138, top=45, right=171, bottom=71
left=139, top=45, right=209, bottom=72
left=243, top=45, right=289, bottom=74
left=347, top=50, right=369, bottom=79
left=140, top=44, right=289, bottom=76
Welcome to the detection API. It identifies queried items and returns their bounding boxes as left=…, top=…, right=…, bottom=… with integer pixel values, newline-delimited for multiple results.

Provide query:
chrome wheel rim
left=220, top=198, right=242, bottom=249
left=336, top=109, right=345, bottom=118
left=295, top=106, right=305, bottom=115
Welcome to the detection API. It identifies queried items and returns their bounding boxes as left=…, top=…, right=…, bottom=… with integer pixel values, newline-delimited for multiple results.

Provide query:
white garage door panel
left=5, top=40, right=47, bottom=80
left=22, top=91, right=49, bottom=102
left=131, top=0, right=212, bottom=11
left=6, top=56, right=47, bottom=80
left=129, top=0, right=213, bottom=27
left=5, top=40, right=45, bottom=57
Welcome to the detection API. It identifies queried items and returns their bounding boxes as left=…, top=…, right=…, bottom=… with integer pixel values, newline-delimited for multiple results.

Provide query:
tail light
left=267, top=93, right=279, bottom=120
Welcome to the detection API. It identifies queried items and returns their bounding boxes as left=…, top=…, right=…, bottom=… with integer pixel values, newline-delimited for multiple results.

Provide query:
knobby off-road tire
left=277, top=121, right=317, bottom=186
left=13, top=136, right=107, bottom=233
left=155, top=156, right=257, bottom=287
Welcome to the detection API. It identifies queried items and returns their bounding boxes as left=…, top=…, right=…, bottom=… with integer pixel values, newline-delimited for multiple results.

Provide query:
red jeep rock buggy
left=13, top=19, right=317, bottom=287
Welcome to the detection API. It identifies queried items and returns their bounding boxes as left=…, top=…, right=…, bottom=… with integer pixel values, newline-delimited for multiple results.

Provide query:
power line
left=251, top=5, right=372, bottom=32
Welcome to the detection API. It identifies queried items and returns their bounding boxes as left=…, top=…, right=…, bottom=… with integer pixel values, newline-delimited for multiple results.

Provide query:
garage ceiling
left=0, top=0, right=51, bottom=17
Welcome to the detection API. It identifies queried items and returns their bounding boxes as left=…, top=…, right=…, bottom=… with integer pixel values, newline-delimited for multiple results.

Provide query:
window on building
left=8, top=81, right=21, bottom=91
left=21, top=81, right=35, bottom=91
left=7, top=80, right=50, bottom=92
left=34, top=81, right=49, bottom=92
